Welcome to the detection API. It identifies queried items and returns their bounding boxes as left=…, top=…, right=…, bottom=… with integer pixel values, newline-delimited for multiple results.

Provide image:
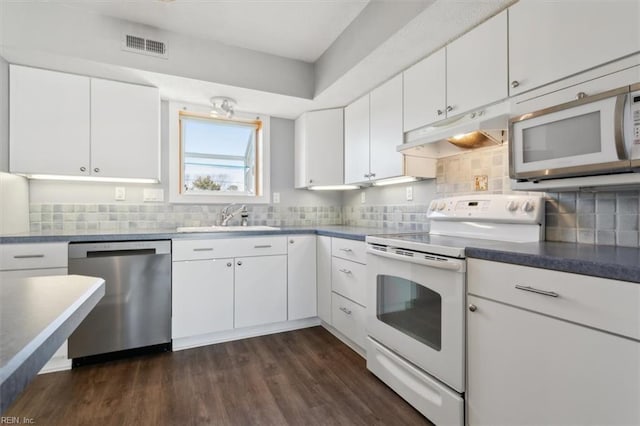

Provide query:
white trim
left=168, top=101, right=271, bottom=204
left=320, top=321, right=366, bottom=359
left=172, top=317, right=320, bottom=351
left=38, top=356, right=71, bottom=374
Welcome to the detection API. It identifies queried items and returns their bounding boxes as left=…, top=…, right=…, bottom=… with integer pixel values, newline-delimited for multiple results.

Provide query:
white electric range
left=365, top=194, right=545, bottom=426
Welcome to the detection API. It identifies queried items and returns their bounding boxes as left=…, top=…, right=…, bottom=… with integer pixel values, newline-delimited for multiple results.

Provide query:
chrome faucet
left=220, top=204, right=247, bottom=226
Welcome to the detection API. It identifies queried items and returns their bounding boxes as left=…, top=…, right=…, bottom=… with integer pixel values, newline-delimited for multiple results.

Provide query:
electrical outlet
left=114, top=187, right=126, bottom=201
left=361, top=191, right=366, bottom=204
left=273, top=192, right=280, bottom=203
left=143, top=188, right=164, bottom=202
left=406, top=186, right=413, bottom=201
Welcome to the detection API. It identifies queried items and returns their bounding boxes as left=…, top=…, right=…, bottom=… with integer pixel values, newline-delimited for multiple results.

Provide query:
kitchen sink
left=176, top=225, right=280, bottom=233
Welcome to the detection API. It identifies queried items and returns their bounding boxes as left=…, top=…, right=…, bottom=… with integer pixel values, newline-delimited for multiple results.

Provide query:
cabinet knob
left=468, top=304, right=477, bottom=312
left=511, top=80, right=520, bottom=88
left=94, top=167, right=100, bottom=173
left=364, top=173, right=370, bottom=178
left=437, top=109, right=444, bottom=116
left=576, top=92, right=587, bottom=100
left=289, top=239, right=294, bottom=244
left=237, top=261, right=242, bottom=266
left=369, top=173, right=376, bottom=179
left=446, top=105, right=453, bottom=113
left=80, top=166, right=86, bottom=172
left=226, top=262, right=232, bottom=267
left=309, top=179, right=313, bottom=184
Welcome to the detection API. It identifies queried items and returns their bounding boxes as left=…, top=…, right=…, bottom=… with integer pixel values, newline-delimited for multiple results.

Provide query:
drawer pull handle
left=254, top=245, right=272, bottom=249
left=338, top=268, right=352, bottom=274
left=339, top=248, right=353, bottom=253
left=468, top=304, right=477, bottom=312
left=193, top=248, right=213, bottom=252
left=515, top=285, right=559, bottom=298
left=13, top=254, right=45, bottom=259
left=339, top=306, right=352, bottom=315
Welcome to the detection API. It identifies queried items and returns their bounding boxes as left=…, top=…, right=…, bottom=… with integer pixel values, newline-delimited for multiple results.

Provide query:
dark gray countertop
left=0, top=225, right=389, bottom=244
left=0, top=275, right=105, bottom=414
left=1, top=226, right=639, bottom=283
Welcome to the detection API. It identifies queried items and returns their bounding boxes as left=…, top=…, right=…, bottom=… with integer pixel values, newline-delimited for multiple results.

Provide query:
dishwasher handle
left=69, top=240, right=171, bottom=259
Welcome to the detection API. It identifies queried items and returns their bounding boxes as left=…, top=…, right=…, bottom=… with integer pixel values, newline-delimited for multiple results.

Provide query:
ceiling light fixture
left=210, top=96, right=236, bottom=119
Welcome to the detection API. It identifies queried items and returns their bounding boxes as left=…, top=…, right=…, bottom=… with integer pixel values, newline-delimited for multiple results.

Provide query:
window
left=180, top=113, right=261, bottom=196
left=168, top=102, right=271, bottom=204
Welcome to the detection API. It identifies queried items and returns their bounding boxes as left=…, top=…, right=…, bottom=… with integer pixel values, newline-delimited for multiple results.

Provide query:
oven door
left=510, top=88, right=630, bottom=181
left=366, top=245, right=466, bottom=392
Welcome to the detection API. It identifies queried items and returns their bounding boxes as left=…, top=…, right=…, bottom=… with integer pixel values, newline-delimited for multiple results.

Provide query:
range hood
left=398, top=101, right=509, bottom=159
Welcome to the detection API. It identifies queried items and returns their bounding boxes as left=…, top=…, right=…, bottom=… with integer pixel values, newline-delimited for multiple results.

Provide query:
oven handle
left=366, top=246, right=464, bottom=272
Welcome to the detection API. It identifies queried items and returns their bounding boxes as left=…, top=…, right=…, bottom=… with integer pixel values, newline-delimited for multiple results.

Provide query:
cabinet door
left=9, top=65, right=90, bottom=176
left=316, top=236, right=332, bottom=324
left=402, top=48, right=446, bottom=131
left=172, top=259, right=234, bottom=339
left=294, top=113, right=307, bottom=188
left=305, top=108, right=344, bottom=187
left=234, top=255, right=287, bottom=328
left=344, top=94, right=370, bottom=184
left=467, top=295, right=640, bottom=426
left=287, top=235, right=317, bottom=321
left=370, top=74, right=404, bottom=180
left=90, top=79, right=160, bottom=180
left=509, top=0, right=640, bottom=96
left=447, top=10, right=507, bottom=115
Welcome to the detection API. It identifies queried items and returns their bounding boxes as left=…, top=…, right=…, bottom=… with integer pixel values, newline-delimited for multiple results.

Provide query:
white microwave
left=510, top=83, right=640, bottom=182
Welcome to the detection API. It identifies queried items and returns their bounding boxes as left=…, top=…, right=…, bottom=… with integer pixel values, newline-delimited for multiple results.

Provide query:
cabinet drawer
left=332, top=292, right=366, bottom=349
left=331, top=238, right=366, bottom=264
left=173, top=236, right=287, bottom=261
left=172, top=239, right=230, bottom=261
left=0, top=243, right=68, bottom=271
left=332, top=257, right=367, bottom=306
left=468, top=259, right=640, bottom=340
left=226, top=236, right=287, bottom=257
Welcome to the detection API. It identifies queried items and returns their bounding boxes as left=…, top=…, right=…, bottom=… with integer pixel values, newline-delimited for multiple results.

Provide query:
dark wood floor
left=7, top=327, right=433, bottom=426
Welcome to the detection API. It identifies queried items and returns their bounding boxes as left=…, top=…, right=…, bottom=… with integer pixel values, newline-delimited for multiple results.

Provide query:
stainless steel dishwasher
left=68, top=240, right=171, bottom=364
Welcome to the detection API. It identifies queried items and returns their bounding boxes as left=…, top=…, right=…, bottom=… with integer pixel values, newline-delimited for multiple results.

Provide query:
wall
left=28, top=114, right=342, bottom=232
left=0, top=55, right=8, bottom=172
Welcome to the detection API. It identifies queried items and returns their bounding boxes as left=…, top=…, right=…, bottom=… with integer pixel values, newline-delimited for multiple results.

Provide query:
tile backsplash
left=28, top=203, right=343, bottom=233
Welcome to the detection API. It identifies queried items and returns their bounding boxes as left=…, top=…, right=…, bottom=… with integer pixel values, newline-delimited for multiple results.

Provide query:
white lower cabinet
left=0, top=243, right=71, bottom=373
left=235, top=255, right=287, bottom=328
left=172, top=235, right=317, bottom=349
left=171, top=258, right=234, bottom=339
left=287, top=235, right=317, bottom=321
left=467, top=259, right=640, bottom=426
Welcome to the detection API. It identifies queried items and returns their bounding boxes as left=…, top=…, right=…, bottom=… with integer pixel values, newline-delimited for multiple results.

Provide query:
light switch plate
left=361, top=192, right=366, bottom=204
left=474, top=175, right=489, bottom=191
left=114, top=187, right=126, bottom=201
left=273, top=192, right=280, bottom=203
left=406, top=186, right=413, bottom=201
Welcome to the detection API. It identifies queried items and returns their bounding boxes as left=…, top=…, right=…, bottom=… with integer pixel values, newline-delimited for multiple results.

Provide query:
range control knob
left=521, top=199, right=536, bottom=212
left=429, top=201, right=438, bottom=211
left=437, top=201, right=447, bottom=211
left=506, top=200, right=520, bottom=212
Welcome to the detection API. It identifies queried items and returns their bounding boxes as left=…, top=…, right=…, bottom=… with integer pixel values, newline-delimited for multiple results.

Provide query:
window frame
left=168, top=101, right=271, bottom=204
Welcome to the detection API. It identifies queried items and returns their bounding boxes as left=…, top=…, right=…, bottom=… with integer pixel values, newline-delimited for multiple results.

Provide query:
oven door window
left=376, top=274, right=441, bottom=351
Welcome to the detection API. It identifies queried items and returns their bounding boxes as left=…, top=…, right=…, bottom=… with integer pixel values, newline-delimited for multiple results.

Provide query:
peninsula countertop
left=0, top=275, right=105, bottom=413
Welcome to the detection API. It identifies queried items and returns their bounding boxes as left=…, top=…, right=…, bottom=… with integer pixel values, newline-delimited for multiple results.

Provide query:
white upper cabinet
left=345, top=75, right=405, bottom=184
left=294, top=108, right=344, bottom=188
left=370, top=74, right=404, bottom=180
left=403, top=11, right=507, bottom=132
left=509, top=0, right=640, bottom=96
left=9, top=65, right=160, bottom=181
left=90, top=79, right=160, bottom=180
left=10, top=65, right=90, bottom=176
left=403, top=49, right=446, bottom=132
left=344, top=93, right=371, bottom=184
left=447, top=10, right=507, bottom=115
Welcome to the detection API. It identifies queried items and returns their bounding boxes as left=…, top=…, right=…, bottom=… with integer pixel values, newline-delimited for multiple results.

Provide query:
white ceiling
left=60, top=0, right=369, bottom=63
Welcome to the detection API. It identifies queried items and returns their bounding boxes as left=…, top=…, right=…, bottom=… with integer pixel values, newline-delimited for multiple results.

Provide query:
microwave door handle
left=366, top=246, right=464, bottom=271
left=614, top=93, right=627, bottom=160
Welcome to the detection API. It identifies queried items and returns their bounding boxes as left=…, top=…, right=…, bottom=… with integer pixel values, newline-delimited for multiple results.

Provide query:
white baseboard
left=320, top=321, right=366, bottom=359
left=38, top=356, right=72, bottom=374
left=172, top=317, right=321, bottom=351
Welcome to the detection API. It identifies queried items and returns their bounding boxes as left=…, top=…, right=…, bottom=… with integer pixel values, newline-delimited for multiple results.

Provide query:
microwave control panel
left=632, top=90, right=640, bottom=156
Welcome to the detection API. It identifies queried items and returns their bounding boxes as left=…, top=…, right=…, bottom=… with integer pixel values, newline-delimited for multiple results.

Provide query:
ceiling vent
left=122, top=34, right=168, bottom=59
